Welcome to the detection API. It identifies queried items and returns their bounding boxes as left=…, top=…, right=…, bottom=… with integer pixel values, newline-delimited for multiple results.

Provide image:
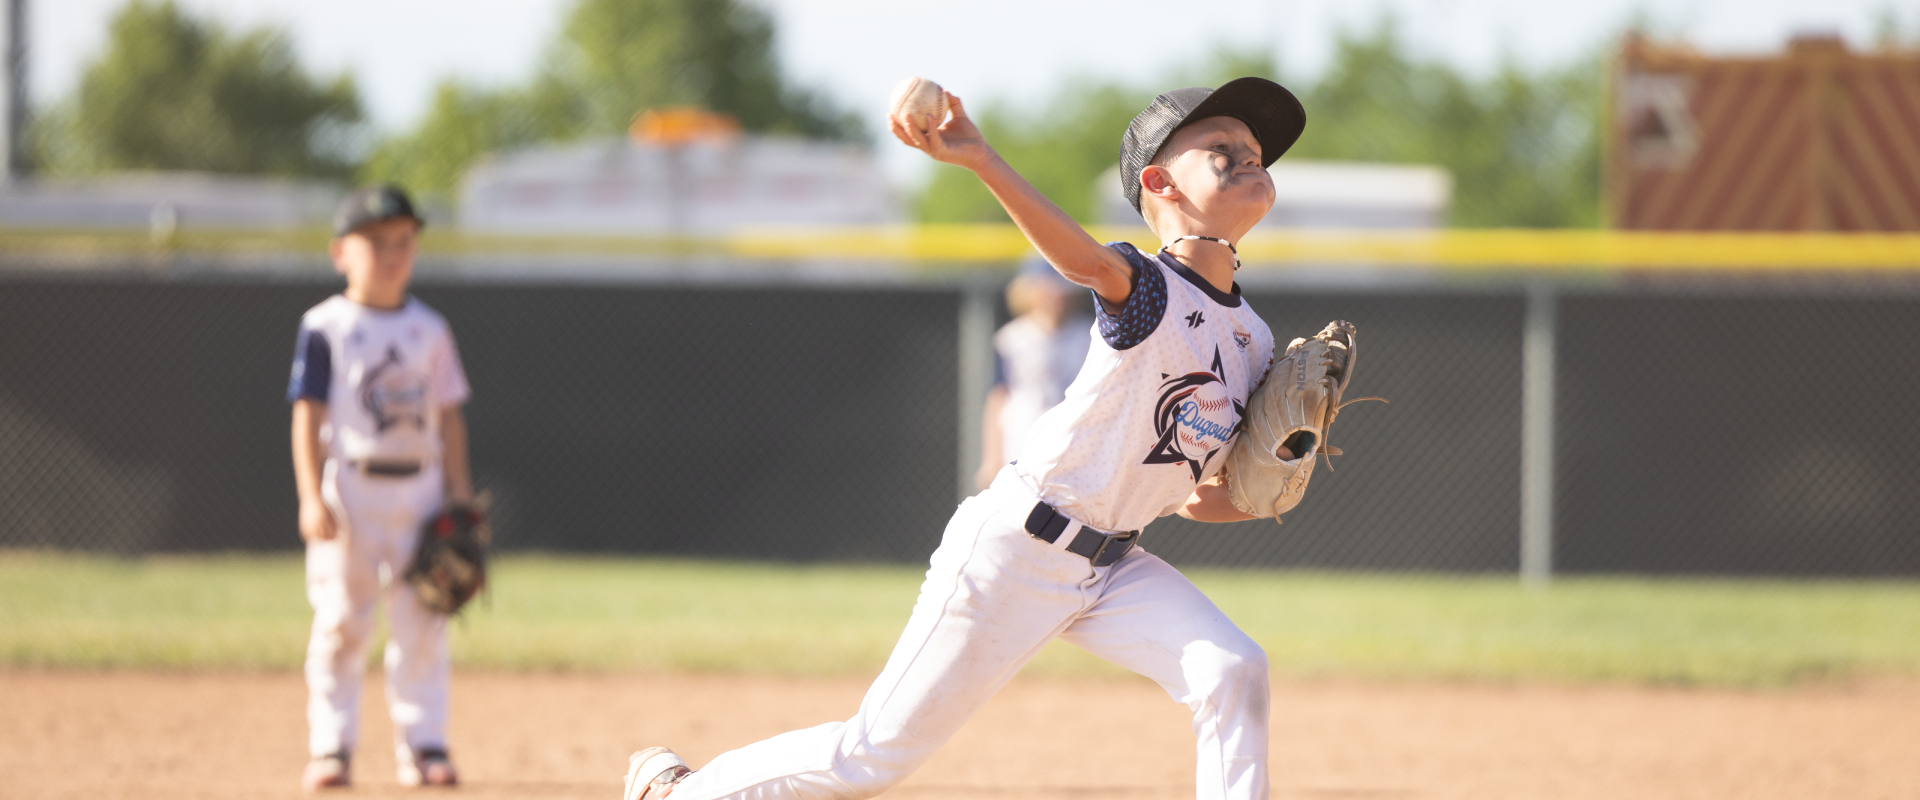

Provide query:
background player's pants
left=304, top=459, right=450, bottom=761
left=667, top=469, right=1271, bottom=800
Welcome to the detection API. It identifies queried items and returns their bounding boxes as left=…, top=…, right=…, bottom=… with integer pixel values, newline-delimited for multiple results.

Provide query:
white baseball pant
left=304, top=459, right=451, bottom=760
left=666, top=468, right=1271, bottom=800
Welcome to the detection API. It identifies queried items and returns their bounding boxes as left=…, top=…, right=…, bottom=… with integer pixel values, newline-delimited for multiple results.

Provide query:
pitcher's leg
left=304, top=467, right=383, bottom=757
left=1059, top=549, right=1270, bottom=800
left=669, top=493, right=1097, bottom=800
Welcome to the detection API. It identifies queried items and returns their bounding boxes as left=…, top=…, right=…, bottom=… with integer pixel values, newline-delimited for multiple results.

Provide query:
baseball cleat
left=397, top=746, right=459, bottom=788
left=624, top=747, right=692, bottom=800
left=301, top=752, right=351, bottom=792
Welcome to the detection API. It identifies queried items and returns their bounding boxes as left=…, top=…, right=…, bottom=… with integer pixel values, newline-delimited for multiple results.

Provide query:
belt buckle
left=1090, top=531, right=1138, bottom=567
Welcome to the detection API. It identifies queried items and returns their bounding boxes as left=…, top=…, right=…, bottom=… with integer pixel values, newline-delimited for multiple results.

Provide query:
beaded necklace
left=1158, top=235, right=1240, bottom=271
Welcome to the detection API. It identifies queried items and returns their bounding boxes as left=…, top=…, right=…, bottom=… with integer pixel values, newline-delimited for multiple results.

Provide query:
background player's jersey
left=1012, top=243, right=1276, bottom=533
left=992, top=312, right=1093, bottom=463
left=287, top=295, right=470, bottom=463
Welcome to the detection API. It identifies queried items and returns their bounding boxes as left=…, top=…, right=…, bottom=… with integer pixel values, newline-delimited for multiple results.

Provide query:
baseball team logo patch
left=1143, top=345, right=1245, bottom=482
left=361, top=345, right=429, bottom=433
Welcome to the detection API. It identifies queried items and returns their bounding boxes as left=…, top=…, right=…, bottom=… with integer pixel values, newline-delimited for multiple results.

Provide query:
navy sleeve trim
left=990, top=350, right=1007, bottom=388
left=1095, top=242, right=1168, bottom=351
left=287, top=326, right=332, bottom=403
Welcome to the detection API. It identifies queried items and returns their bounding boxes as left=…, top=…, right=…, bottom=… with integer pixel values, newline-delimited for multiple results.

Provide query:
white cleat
left=623, top=747, right=692, bottom=800
left=301, top=753, right=351, bottom=792
left=397, top=747, right=459, bottom=788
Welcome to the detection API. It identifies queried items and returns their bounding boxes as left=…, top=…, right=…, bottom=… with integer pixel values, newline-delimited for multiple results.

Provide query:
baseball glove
left=404, top=499, right=491, bottom=615
left=1223, top=320, right=1384, bottom=521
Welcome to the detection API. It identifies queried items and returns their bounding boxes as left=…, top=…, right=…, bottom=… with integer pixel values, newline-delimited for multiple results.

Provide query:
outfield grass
left=3, top=551, right=1917, bottom=687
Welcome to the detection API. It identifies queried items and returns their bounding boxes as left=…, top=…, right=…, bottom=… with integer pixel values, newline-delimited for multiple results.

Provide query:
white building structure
left=459, top=134, right=902, bottom=235
left=0, top=172, right=341, bottom=231
left=1097, top=160, right=1453, bottom=229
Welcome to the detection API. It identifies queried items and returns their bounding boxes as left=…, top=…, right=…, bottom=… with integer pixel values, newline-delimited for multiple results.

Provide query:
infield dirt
left=4, top=671, right=1914, bottom=800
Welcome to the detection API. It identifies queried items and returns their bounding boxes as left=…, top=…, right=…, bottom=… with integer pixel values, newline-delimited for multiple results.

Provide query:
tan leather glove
left=1224, top=320, right=1382, bottom=521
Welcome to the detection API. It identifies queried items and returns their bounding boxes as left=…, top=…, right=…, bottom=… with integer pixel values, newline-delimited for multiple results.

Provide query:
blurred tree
left=358, top=79, right=576, bottom=204
left=1290, top=22, right=1602, bottom=228
left=1873, top=6, right=1920, bottom=50
left=916, top=82, right=1152, bottom=225
left=915, top=22, right=1603, bottom=228
left=363, top=0, right=857, bottom=198
left=916, top=51, right=1267, bottom=224
left=34, top=0, right=362, bottom=176
left=550, top=0, right=856, bottom=139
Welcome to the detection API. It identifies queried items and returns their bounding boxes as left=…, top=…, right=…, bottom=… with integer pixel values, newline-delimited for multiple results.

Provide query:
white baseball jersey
left=287, top=295, right=471, bottom=463
left=1012, top=243, right=1276, bottom=533
left=992, top=312, right=1094, bottom=463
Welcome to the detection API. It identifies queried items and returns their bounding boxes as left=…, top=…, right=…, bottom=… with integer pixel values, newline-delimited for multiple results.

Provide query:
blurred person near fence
left=975, top=255, right=1095, bottom=490
left=288, top=186, right=475, bottom=791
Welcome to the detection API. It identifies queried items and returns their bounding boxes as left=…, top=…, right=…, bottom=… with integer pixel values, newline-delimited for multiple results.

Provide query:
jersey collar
left=1155, top=251, right=1242, bottom=308
left=336, top=293, right=416, bottom=314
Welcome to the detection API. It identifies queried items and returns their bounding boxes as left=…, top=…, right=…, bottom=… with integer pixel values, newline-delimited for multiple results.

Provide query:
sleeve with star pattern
left=1094, top=242, right=1168, bottom=351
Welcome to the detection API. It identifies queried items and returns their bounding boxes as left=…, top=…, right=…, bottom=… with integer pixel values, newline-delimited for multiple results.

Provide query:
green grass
left=3, top=551, right=1918, bottom=687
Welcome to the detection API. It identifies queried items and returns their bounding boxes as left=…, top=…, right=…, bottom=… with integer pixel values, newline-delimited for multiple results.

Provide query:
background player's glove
left=1224, top=320, right=1383, bottom=521
left=404, top=498, right=491, bottom=615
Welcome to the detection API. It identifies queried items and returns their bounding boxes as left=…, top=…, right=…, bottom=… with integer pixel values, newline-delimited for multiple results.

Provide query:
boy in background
left=975, top=255, right=1095, bottom=491
left=289, top=186, right=474, bottom=791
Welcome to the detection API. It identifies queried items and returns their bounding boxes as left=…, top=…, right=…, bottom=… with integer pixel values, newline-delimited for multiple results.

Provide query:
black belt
left=346, top=459, right=422, bottom=478
left=1024, top=501, right=1139, bottom=567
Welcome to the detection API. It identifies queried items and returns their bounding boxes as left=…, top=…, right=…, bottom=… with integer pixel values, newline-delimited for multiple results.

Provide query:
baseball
left=889, top=76, right=948, bottom=133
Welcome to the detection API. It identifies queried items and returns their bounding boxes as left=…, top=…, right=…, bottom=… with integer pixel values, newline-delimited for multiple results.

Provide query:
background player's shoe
left=623, top=747, right=692, bottom=800
left=397, top=747, right=459, bottom=788
left=301, top=752, right=351, bottom=792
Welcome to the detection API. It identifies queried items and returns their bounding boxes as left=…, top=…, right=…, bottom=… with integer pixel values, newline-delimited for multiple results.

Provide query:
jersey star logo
left=1143, top=346, right=1245, bottom=482
left=1186, top=310, right=1206, bottom=328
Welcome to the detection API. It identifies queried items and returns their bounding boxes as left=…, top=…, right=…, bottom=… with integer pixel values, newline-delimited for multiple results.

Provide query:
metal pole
left=1521, top=281, right=1557, bottom=586
left=957, top=282, right=995, bottom=502
left=0, top=0, right=25, bottom=184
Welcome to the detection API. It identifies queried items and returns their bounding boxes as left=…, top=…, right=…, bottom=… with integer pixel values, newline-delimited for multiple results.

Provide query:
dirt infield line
left=3, top=671, right=1915, bottom=800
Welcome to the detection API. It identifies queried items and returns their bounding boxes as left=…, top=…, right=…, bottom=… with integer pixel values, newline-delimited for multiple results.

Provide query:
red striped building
left=1609, top=34, right=1920, bottom=231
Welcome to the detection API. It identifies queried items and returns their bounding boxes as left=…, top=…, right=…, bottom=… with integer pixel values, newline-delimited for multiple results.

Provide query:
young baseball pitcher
left=625, top=77, right=1314, bottom=800
left=290, top=186, right=474, bottom=791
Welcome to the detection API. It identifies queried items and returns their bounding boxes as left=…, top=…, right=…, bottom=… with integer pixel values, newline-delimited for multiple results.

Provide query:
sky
left=27, top=0, right=1917, bottom=182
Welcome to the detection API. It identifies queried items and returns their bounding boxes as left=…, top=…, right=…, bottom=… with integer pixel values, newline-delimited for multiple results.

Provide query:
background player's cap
left=1006, top=253, right=1081, bottom=317
left=333, top=185, right=424, bottom=237
left=1119, top=77, right=1306, bottom=214
left=1017, top=253, right=1077, bottom=291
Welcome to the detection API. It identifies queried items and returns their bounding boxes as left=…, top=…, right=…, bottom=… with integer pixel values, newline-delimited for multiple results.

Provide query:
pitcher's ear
left=1141, top=165, right=1177, bottom=199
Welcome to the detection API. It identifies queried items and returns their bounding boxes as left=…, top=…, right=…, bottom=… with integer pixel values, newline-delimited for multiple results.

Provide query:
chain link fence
left=1143, top=290, right=1523, bottom=571
left=1554, top=289, right=1920, bottom=575
left=2, top=258, right=1917, bottom=576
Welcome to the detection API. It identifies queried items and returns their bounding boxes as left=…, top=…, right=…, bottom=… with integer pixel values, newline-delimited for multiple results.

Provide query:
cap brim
left=1177, top=77, right=1306, bottom=168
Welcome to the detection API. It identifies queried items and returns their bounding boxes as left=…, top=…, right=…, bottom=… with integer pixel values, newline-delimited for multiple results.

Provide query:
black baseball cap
left=333, top=185, right=424, bottom=237
left=1119, top=77, right=1306, bottom=213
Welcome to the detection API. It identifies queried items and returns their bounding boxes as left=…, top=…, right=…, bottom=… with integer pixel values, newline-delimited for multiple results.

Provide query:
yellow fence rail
left=5, top=225, right=1920, bottom=271
left=731, top=226, right=1920, bottom=271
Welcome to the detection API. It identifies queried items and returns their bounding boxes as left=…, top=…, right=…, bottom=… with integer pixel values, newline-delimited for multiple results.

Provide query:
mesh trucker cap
left=333, top=185, right=424, bottom=237
left=1119, top=77, right=1306, bottom=213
